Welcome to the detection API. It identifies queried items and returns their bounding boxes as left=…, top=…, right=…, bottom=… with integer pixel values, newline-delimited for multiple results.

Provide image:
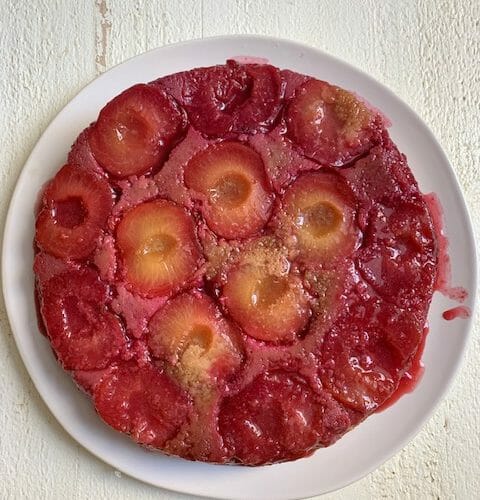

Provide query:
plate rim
left=2, top=34, right=477, bottom=499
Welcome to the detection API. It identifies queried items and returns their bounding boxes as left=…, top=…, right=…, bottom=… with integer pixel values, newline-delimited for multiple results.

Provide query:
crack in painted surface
left=95, top=0, right=112, bottom=74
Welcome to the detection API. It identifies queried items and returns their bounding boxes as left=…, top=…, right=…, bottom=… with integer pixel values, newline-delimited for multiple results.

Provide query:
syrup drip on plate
left=442, top=306, right=471, bottom=321
left=377, top=326, right=428, bottom=412
left=379, top=191, right=472, bottom=410
left=424, top=192, right=469, bottom=303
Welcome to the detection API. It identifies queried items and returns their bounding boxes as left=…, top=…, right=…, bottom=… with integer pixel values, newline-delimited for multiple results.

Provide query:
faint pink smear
left=231, top=55, right=270, bottom=64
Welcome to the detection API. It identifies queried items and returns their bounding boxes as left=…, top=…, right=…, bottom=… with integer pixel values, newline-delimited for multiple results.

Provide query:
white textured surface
left=0, top=1, right=479, bottom=498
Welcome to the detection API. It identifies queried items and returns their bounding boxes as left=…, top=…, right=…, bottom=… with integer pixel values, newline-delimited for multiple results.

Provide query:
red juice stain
left=442, top=306, right=471, bottom=321
left=424, top=192, right=468, bottom=302
left=377, top=326, right=428, bottom=412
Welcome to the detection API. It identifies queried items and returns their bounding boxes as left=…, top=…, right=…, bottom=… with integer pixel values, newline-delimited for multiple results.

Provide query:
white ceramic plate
left=2, top=36, right=477, bottom=500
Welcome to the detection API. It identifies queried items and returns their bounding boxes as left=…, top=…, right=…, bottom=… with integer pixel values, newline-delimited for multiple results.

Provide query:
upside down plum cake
left=33, top=60, right=438, bottom=465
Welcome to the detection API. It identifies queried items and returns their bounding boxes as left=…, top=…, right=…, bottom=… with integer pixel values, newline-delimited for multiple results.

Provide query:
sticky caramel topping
left=185, top=325, right=214, bottom=354
left=252, top=275, right=289, bottom=308
left=210, top=172, right=252, bottom=208
left=302, top=201, right=343, bottom=237
left=138, top=233, right=177, bottom=258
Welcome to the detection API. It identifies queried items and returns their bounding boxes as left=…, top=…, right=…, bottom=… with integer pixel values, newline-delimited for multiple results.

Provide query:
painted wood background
left=1, top=1, right=479, bottom=498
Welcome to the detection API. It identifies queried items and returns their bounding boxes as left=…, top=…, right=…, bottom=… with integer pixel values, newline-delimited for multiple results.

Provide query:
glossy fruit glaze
left=33, top=60, right=438, bottom=465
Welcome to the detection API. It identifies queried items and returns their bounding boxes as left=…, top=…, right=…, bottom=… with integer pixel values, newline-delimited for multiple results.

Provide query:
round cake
left=33, top=60, right=438, bottom=465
